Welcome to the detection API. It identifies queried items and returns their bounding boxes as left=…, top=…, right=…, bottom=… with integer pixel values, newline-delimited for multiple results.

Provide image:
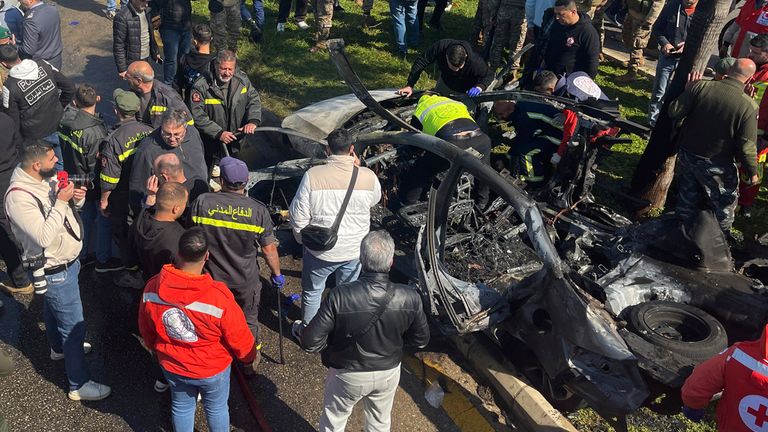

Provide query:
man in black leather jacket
left=301, top=230, right=429, bottom=431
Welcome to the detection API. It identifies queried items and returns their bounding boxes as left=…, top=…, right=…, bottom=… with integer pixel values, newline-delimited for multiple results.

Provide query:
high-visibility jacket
left=682, top=324, right=768, bottom=432
left=413, top=94, right=475, bottom=136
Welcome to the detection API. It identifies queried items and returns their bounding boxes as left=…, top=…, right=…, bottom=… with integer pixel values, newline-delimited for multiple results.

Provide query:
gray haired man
left=301, top=230, right=430, bottom=431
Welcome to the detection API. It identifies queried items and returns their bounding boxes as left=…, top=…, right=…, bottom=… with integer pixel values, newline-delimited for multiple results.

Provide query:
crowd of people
left=0, top=0, right=765, bottom=430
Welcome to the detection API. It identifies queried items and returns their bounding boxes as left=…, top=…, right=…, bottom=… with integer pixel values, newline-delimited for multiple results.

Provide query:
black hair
left=446, top=44, right=468, bottom=67
left=532, top=70, right=557, bottom=88
left=192, top=23, right=213, bottom=44
left=178, top=227, right=208, bottom=262
left=21, top=140, right=54, bottom=167
left=75, top=83, right=98, bottom=108
left=0, top=44, right=18, bottom=63
left=751, top=33, right=768, bottom=50
left=327, top=128, right=353, bottom=155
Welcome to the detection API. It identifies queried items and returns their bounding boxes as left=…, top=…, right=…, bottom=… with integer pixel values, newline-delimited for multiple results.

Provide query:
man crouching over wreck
left=300, top=230, right=430, bottom=431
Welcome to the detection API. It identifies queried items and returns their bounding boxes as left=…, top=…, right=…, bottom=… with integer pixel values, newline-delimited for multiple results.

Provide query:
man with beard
left=738, top=33, right=768, bottom=217
left=189, top=50, right=262, bottom=167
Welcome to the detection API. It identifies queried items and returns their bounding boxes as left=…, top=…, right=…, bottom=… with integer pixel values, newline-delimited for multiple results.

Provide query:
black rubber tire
left=629, top=301, right=728, bottom=362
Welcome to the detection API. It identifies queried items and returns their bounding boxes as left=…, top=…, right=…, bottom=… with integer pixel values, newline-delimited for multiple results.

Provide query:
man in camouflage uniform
left=209, top=0, right=241, bottom=51
left=618, top=0, right=663, bottom=80
left=471, top=0, right=498, bottom=51
left=310, top=0, right=334, bottom=52
left=488, top=0, right=527, bottom=78
left=577, top=0, right=608, bottom=51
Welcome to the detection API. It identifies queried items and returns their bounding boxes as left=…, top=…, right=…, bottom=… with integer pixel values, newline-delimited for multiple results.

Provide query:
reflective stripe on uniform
left=191, top=216, right=265, bottom=233
left=143, top=293, right=224, bottom=318
left=186, top=301, right=223, bottom=318
left=58, top=132, right=84, bottom=154
left=521, top=148, right=544, bottom=182
left=527, top=112, right=563, bottom=129
left=417, top=100, right=455, bottom=123
left=117, top=148, right=137, bottom=162
left=204, top=99, right=223, bottom=105
left=413, top=94, right=475, bottom=136
left=100, top=172, right=120, bottom=184
left=240, top=87, right=247, bottom=94
left=730, top=348, right=768, bottom=378
left=150, top=105, right=167, bottom=114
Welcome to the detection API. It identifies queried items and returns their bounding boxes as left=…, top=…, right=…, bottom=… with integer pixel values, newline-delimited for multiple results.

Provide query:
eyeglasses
left=161, top=130, right=186, bottom=139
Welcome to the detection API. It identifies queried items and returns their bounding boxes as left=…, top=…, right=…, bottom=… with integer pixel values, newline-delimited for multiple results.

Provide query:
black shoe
left=95, top=258, right=125, bottom=273
left=396, top=50, right=407, bottom=60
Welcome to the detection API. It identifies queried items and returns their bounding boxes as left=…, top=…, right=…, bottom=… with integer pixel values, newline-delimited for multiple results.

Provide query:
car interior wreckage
left=237, top=39, right=768, bottom=431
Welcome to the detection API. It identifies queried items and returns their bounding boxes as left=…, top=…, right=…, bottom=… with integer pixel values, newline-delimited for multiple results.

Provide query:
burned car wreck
left=238, top=41, right=768, bottom=428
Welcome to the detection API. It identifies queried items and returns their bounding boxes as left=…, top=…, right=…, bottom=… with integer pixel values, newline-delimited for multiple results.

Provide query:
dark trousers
left=230, top=282, right=262, bottom=340
left=417, top=0, right=447, bottom=28
left=0, top=171, right=30, bottom=287
left=278, top=0, right=308, bottom=22
left=401, top=132, right=492, bottom=207
left=675, top=148, right=739, bottom=232
left=107, top=190, right=131, bottom=265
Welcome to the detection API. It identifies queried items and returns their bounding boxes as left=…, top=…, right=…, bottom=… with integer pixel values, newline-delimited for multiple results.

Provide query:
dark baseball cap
left=113, top=88, right=140, bottom=114
left=220, top=157, right=248, bottom=184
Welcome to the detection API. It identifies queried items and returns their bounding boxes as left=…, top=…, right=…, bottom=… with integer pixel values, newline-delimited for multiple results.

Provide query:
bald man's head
left=155, top=181, right=188, bottom=215
left=126, top=61, right=154, bottom=90
left=154, top=153, right=184, bottom=181
left=729, top=58, right=757, bottom=83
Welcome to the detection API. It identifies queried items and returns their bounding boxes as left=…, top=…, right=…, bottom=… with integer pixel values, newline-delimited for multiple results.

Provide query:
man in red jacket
left=721, top=0, right=768, bottom=58
left=681, top=324, right=768, bottom=432
left=739, top=33, right=768, bottom=217
left=139, top=227, right=259, bottom=432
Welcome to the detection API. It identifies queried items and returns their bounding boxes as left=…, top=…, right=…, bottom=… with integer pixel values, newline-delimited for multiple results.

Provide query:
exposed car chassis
left=240, top=40, right=768, bottom=429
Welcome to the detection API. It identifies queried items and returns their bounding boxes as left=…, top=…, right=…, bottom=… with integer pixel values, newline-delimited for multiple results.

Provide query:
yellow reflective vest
left=413, top=95, right=474, bottom=136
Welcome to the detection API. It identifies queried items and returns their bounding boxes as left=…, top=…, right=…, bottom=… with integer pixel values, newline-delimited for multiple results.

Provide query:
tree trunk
left=628, top=0, right=732, bottom=218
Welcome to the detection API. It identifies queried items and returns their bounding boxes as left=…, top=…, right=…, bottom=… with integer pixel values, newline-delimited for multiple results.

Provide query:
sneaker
left=291, top=320, right=304, bottom=341
left=154, top=379, right=170, bottom=393
left=0, top=280, right=33, bottom=295
left=95, top=258, right=124, bottom=273
left=296, top=20, right=310, bottom=30
left=113, top=271, right=145, bottom=290
left=80, top=253, right=97, bottom=268
left=444, top=2, right=452, bottom=11
left=741, top=205, right=753, bottom=218
left=68, top=380, right=111, bottom=401
left=277, top=22, right=286, bottom=32
left=104, top=9, right=116, bottom=19
left=363, top=14, right=379, bottom=28
left=51, top=342, right=92, bottom=361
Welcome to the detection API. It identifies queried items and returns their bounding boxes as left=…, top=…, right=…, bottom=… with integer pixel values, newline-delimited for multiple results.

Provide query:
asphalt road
left=0, top=2, right=464, bottom=431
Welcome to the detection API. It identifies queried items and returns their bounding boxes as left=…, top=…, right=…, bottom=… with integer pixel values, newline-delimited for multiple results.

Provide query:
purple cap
left=220, top=157, right=248, bottom=184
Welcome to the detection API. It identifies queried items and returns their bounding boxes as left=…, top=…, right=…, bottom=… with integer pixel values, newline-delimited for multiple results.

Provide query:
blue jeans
left=648, top=54, right=679, bottom=127
left=106, top=0, right=125, bottom=12
left=160, top=28, right=192, bottom=85
left=301, top=250, right=361, bottom=323
left=80, top=200, right=115, bottom=263
left=163, top=365, right=232, bottom=432
left=42, top=260, right=90, bottom=391
left=389, top=0, right=419, bottom=54
left=241, top=0, right=265, bottom=29
left=42, top=133, right=63, bottom=172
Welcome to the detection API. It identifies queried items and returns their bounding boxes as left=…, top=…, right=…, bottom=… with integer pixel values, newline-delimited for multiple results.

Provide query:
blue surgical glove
left=271, top=274, right=285, bottom=290
left=682, top=406, right=705, bottom=423
left=467, top=86, right=482, bottom=97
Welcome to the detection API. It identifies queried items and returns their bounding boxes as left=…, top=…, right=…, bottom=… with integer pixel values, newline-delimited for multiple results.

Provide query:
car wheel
left=628, top=301, right=728, bottom=362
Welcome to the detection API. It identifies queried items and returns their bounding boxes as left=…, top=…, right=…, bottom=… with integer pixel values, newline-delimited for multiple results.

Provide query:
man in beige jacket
left=5, top=141, right=111, bottom=401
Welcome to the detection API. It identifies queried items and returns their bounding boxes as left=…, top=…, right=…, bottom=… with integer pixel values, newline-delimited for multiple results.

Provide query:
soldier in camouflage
left=618, top=0, right=663, bottom=81
left=471, top=0, right=499, bottom=51
left=310, top=0, right=334, bottom=52
left=576, top=0, right=608, bottom=52
left=488, top=0, right=527, bottom=78
left=209, top=0, right=241, bottom=52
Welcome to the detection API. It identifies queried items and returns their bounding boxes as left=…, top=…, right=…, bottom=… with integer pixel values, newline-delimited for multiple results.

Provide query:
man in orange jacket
left=139, top=227, right=260, bottom=432
left=681, top=324, right=768, bottom=431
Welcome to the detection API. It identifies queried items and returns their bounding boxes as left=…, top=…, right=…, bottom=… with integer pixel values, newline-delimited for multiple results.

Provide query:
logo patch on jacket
left=191, top=91, right=201, bottom=103
left=739, top=394, right=768, bottom=431
left=162, top=308, right=199, bottom=342
left=566, top=37, right=575, bottom=47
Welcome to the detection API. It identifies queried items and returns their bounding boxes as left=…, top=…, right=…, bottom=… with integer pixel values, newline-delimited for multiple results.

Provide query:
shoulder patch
left=191, top=91, right=201, bottom=103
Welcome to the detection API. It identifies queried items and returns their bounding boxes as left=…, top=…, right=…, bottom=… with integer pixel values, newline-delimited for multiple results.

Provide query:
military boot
left=616, top=69, right=638, bottom=83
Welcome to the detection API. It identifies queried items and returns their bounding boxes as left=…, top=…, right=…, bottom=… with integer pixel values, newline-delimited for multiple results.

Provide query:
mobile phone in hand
left=57, top=171, right=69, bottom=190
